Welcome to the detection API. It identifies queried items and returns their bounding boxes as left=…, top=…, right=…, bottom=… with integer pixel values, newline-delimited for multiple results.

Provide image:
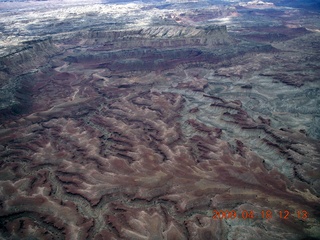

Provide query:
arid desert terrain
left=0, top=0, right=319, bottom=239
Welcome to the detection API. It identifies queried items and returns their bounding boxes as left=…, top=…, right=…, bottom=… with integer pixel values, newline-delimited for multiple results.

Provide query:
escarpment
left=0, top=24, right=265, bottom=120
left=81, top=25, right=234, bottom=49
left=57, top=25, right=273, bottom=73
left=0, top=38, right=59, bottom=87
left=0, top=24, right=276, bottom=83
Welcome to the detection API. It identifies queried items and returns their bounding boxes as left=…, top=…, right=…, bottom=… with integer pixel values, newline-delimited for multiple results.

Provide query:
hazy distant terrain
left=0, top=0, right=319, bottom=239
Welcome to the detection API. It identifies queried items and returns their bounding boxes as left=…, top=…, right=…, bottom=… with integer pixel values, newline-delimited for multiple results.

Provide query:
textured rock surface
left=0, top=1, right=319, bottom=239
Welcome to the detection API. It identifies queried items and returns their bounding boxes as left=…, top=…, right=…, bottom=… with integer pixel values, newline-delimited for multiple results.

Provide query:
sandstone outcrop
left=0, top=38, right=59, bottom=87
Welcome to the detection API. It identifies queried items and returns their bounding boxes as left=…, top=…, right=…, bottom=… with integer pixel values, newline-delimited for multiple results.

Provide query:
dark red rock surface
left=0, top=1, right=320, bottom=240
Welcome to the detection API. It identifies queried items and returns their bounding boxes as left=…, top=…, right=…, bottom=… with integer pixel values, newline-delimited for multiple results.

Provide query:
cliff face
left=0, top=25, right=240, bottom=86
left=0, top=38, right=59, bottom=87
left=0, top=24, right=275, bottom=120
left=58, top=25, right=272, bottom=73
left=0, top=38, right=61, bottom=119
left=1, top=23, right=276, bottom=82
left=71, top=25, right=234, bottom=49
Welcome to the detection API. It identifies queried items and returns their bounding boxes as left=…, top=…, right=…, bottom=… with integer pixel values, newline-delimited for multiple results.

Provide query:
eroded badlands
left=0, top=1, right=319, bottom=239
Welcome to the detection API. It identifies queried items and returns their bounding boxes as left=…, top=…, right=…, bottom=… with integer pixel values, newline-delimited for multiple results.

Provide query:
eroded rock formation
left=0, top=1, right=319, bottom=239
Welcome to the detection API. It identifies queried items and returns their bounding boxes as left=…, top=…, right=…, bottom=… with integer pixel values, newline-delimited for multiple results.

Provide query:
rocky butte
left=0, top=0, right=319, bottom=239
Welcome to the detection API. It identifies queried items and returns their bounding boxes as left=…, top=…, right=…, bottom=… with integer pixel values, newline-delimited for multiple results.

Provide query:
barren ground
left=0, top=1, right=319, bottom=239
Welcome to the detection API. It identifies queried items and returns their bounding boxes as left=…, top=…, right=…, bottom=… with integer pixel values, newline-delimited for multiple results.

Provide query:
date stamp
left=212, top=209, right=309, bottom=220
